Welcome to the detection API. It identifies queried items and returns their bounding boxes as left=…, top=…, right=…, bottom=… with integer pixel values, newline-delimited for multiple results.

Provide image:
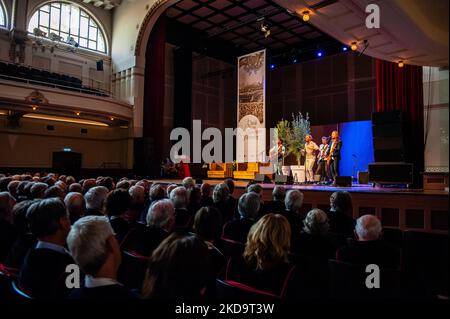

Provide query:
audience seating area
left=0, top=173, right=448, bottom=301
left=0, top=62, right=109, bottom=97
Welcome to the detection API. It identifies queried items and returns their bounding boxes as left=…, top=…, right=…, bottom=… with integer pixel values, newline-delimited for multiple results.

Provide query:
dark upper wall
left=267, top=52, right=376, bottom=127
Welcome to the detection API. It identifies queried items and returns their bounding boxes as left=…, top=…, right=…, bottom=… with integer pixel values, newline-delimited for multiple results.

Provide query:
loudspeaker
left=52, top=151, right=81, bottom=176
left=368, top=162, right=413, bottom=185
left=357, top=171, right=369, bottom=184
left=274, top=174, right=293, bottom=185
left=189, top=163, right=207, bottom=179
left=254, top=174, right=271, bottom=183
left=335, top=176, right=352, bottom=187
left=372, top=111, right=407, bottom=162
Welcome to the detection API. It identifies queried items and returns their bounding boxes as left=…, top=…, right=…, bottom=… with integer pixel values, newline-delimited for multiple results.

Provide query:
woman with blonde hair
left=224, top=214, right=298, bottom=297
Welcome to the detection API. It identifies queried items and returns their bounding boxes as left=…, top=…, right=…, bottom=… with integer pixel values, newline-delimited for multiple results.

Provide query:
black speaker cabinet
left=52, top=151, right=81, bottom=176
left=335, top=176, right=352, bottom=187
left=371, top=111, right=407, bottom=162
left=357, top=171, right=369, bottom=184
left=254, top=174, right=271, bottom=183
left=189, top=163, right=208, bottom=179
left=368, top=162, right=413, bottom=185
left=133, top=137, right=155, bottom=177
left=274, top=174, right=293, bottom=185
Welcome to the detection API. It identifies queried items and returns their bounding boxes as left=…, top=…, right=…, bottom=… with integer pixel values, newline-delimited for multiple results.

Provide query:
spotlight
left=293, top=58, right=298, bottom=63
left=398, top=61, right=404, bottom=68
left=269, top=64, right=276, bottom=69
left=302, top=10, right=310, bottom=22
left=110, top=117, right=115, bottom=121
left=316, top=51, right=323, bottom=57
left=342, top=46, right=348, bottom=52
left=75, top=112, right=81, bottom=116
left=350, top=42, right=358, bottom=51
left=67, top=36, right=79, bottom=48
left=32, top=106, right=37, bottom=111
left=260, top=20, right=271, bottom=38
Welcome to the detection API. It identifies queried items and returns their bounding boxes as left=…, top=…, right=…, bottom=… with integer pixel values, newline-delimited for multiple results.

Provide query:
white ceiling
left=275, top=0, right=449, bottom=67
left=82, top=0, right=122, bottom=10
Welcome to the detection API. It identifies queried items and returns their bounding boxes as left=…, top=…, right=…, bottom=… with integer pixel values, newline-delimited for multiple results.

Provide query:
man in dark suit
left=19, top=198, right=74, bottom=299
left=67, top=216, right=137, bottom=299
left=337, top=215, right=401, bottom=269
left=222, top=192, right=260, bottom=243
left=262, top=186, right=286, bottom=215
left=84, top=186, right=109, bottom=216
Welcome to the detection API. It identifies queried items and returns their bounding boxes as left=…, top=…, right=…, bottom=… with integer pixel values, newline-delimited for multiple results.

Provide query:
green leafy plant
left=286, top=112, right=311, bottom=165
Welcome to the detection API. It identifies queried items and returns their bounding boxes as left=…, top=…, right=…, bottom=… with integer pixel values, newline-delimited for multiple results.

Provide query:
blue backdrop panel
left=338, top=120, right=374, bottom=177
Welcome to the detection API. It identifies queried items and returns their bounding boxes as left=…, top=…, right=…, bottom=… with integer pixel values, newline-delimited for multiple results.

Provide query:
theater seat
left=328, top=259, right=402, bottom=299
left=215, top=279, right=279, bottom=301
left=0, top=264, right=19, bottom=300
left=117, top=250, right=150, bottom=290
left=219, top=237, right=245, bottom=258
left=11, top=280, right=33, bottom=300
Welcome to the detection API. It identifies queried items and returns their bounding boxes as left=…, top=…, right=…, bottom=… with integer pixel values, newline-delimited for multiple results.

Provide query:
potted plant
left=274, top=119, right=291, bottom=175
left=286, top=112, right=311, bottom=182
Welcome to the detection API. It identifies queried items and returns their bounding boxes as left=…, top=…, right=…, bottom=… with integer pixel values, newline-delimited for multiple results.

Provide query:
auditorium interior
left=0, top=0, right=448, bottom=307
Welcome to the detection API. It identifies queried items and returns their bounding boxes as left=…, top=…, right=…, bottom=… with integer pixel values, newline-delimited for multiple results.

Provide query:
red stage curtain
left=376, top=59, right=424, bottom=187
left=143, top=16, right=166, bottom=176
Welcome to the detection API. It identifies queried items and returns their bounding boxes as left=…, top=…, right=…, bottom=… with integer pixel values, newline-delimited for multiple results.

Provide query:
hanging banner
left=236, top=49, right=266, bottom=163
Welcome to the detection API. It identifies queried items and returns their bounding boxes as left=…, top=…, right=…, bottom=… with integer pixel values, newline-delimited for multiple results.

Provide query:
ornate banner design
left=237, top=49, right=266, bottom=163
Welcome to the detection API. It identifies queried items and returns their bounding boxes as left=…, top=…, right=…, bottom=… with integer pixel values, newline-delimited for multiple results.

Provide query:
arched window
left=28, top=2, right=107, bottom=53
left=0, top=1, right=6, bottom=28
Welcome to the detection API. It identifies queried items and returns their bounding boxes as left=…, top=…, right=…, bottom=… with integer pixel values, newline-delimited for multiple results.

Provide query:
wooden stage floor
left=149, top=179, right=449, bottom=234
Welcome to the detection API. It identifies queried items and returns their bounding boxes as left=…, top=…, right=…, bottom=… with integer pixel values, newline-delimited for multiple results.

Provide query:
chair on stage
left=207, top=163, right=233, bottom=179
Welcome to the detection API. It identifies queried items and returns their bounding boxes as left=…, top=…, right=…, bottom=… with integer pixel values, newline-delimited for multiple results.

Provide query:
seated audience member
left=222, top=192, right=260, bottom=243
left=16, top=181, right=31, bottom=201
left=212, top=183, right=233, bottom=223
left=182, top=177, right=196, bottom=189
left=54, top=180, right=68, bottom=194
left=7, top=180, right=20, bottom=200
left=0, top=177, right=13, bottom=192
left=44, top=185, right=65, bottom=200
left=84, top=186, right=108, bottom=216
left=122, top=199, right=174, bottom=256
left=282, top=190, right=304, bottom=243
left=224, top=178, right=237, bottom=207
left=19, top=198, right=74, bottom=299
left=141, top=233, right=211, bottom=300
left=263, top=185, right=286, bottom=215
left=105, top=189, right=132, bottom=243
left=0, top=192, right=17, bottom=262
left=327, top=191, right=355, bottom=237
left=116, top=180, right=131, bottom=191
left=30, top=182, right=48, bottom=199
left=187, top=186, right=202, bottom=215
left=200, top=182, right=214, bottom=207
left=337, top=215, right=401, bottom=269
left=65, top=176, right=76, bottom=186
left=193, top=207, right=225, bottom=276
left=225, top=214, right=299, bottom=297
left=5, top=200, right=37, bottom=268
left=41, top=175, right=55, bottom=187
left=67, top=216, right=137, bottom=299
left=64, top=192, right=85, bottom=224
left=170, top=186, right=192, bottom=229
left=150, top=183, right=166, bottom=203
left=82, top=179, right=97, bottom=194
left=166, top=183, right=178, bottom=197
left=127, top=185, right=146, bottom=222
left=97, top=176, right=115, bottom=191
left=68, top=183, right=82, bottom=194
left=136, top=180, right=151, bottom=196
left=294, top=209, right=335, bottom=260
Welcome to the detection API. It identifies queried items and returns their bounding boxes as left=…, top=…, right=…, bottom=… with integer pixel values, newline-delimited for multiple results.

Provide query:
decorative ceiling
left=275, top=0, right=449, bottom=67
left=82, top=0, right=122, bottom=10
left=165, top=0, right=338, bottom=53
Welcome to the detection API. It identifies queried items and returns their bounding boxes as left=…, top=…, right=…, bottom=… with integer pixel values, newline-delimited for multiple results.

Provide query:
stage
left=150, top=179, right=449, bottom=234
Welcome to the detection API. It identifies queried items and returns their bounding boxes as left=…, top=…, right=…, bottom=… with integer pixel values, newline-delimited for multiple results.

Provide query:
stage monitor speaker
left=335, top=176, right=352, bottom=187
left=52, top=151, right=81, bottom=177
left=368, top=162, right=413, bottom=185
left=357, top=171, right=369, bottom=184
left=274, top=174, right=293, bottom=185
left=254, top=174, right=271, bottom=183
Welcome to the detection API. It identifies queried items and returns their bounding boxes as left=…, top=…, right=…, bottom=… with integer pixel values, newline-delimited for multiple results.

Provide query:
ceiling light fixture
left=302, top=10, right=310, bottom=22
left=398, top=61, right=404, bottom=68
left=350, top=42, right=358, bottom=51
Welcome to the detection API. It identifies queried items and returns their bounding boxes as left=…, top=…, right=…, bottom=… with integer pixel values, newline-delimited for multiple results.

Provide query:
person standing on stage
left=328, top=130, right=342, bottom=185
left=269, top=138, right=285, bottom=175
left=316, top=136, right=331, bottom=184
left=304, top=135, right=319, bottom=183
